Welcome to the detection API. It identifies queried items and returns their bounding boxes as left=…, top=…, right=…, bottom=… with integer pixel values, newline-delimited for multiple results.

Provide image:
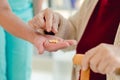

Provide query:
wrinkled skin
left=29, top=8, right=61, bottom=34
left=82, top=43, right=120, bottom=74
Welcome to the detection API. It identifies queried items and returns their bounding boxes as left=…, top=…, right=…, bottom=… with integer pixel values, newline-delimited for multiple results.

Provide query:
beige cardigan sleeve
left=55, top=13, right=77, bottom=41
left=55, top=13, right=78, bottom=51
left=108, top=24, right=120, bottom=80
left=55, top=0, right=98, bottom=51
left=55, top=8, right=86, bottom=42
left=55, top=9, right=84, bottom=51
left=56, top=0, right=99, bottom=42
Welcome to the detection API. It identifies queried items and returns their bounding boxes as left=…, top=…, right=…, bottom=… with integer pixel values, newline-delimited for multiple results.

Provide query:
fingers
left=81, top=43, right=120, bottom=74
left=82, top=47, right=98, bottom=71
left=97, top=58, right=110, bottom=74
left=33, top=36, right=46, bottom=54
left=104, top=58, right=120, bottom=74
left=38, top=43, right=45, bottom=54
left=89, top=52, right=102, bottom=73
left=36, top=14, right=45, bottom=29
left=43, top=35, right=77, bottom=51
left=44, top=40, right=70, bottom=52
left=44, top=8, right=54, bottom=32
left=29, top=12, right=45, bottom=30
left=65, top=40, right=77, bottom=46
left=52, top=13, right=59, bottom=33
left=29, top=8, right=60, bottom=35
left=44, top=9, right=60, bottom=34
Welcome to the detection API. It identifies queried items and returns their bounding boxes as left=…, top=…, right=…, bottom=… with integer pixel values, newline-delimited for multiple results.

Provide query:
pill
left=49, top=39, right=59, bottom=43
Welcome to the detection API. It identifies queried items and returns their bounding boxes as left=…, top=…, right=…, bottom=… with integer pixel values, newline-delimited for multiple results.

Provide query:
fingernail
left=47, top=29, right=51, bottom=32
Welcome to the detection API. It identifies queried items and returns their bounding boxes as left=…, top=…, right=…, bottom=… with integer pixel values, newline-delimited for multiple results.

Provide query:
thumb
left=34, top=37, right=46, bottom=54
left=37, top=41, right=45, bottom=54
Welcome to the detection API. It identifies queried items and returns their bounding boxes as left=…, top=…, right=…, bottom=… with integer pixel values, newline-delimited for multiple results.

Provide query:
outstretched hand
left=33, top=34, right=77, bottom=54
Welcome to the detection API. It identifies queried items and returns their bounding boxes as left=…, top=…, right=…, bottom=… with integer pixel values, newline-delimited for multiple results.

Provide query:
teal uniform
left=0, top=28, right=6, bottom=80
left=0, top=0, right=34, bottom=80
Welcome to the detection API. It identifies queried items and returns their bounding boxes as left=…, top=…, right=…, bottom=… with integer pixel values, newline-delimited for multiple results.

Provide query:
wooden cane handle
left=73, top=54, right=90, bottom=80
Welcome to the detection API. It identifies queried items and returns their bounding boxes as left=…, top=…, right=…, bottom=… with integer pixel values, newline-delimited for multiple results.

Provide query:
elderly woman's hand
left=81, top=43, right=120, bottom=74
left=29, top=8, right=63, bottom=34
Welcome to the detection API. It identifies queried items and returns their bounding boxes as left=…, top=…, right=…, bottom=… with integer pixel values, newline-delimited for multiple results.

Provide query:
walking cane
left=73, top=54, right=90, bottom=80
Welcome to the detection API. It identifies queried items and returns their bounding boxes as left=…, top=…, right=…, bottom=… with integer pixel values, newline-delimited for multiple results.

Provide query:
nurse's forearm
left=33, top=0, right=44, bottom=15
left=0, top=9, right=38, bottom=44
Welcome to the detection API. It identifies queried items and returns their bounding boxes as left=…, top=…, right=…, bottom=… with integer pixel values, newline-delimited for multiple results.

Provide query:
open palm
left=33, top=35, right=77, bottom=54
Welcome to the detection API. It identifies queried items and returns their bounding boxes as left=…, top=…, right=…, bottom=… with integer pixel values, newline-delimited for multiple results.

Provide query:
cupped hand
left=81, top=43, right=120, bottom=74
left=33, top=35, right=77, bottom=54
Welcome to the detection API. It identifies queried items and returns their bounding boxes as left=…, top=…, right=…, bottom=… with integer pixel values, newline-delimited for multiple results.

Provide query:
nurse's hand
left=81, top=43, right=120, bottom=74
left=29, top=8, right=65, bottom=34
left=33, top=35, right=77, bottom=54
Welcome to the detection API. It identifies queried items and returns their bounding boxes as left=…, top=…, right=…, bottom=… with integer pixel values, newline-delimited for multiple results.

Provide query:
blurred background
left=31, top=0, right=81, bottom=80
